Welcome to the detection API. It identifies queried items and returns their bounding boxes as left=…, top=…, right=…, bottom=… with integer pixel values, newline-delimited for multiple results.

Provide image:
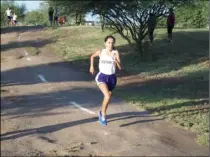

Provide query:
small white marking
left=47, top=87, right=54, bottom=90
left=26, top=57, right=31, bottom=61
left=70, top=101, right=96, bottom=115
left=103, top=131, right=109, bottom=135
left=38, top=74, right=48, bottom=83
left=24, top=50, right=28, bottom=56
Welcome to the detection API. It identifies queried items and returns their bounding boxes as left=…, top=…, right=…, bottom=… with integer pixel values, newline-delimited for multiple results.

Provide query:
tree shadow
left=1, top=60, right=94, bottom=88
left=1, top=25, right=45, bottom=34
left=1, top=30, right=208, bottom=87
left=113, top=68, right=209, bottom=122
left=115, top=69, right=208, bottom=103
left=1, top=87, right=101, bottom=117
left=1, top=68, right=208, bottom=120
left=0, top=111, right=162, bottom=141
left=112, top=67, right=209, bottom=136
left=1, top=83, right=162, bottom=122
left=41, top=30, right=208, bottom=78
left=1, top=75, right=207, bottom=142
left=1, top=38, right=56, bottom=52
left=7, top=27, right=207, bottom=82
left=1, top=65, right=208, bottom=142
left=148, top=100, right=209, bottom=113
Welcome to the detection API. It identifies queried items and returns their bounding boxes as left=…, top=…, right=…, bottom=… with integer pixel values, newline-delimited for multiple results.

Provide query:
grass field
left=44, top=26, right=209, bottom=145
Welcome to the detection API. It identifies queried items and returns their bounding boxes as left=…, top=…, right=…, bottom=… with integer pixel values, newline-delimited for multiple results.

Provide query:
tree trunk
left=136, top=40, right=143, bottom=56
left=75, top=11, right=78, bottom=25
left=100, top=14, right=105, bottom=31
left=79, top=13, right=82, bottom=25
left=137, top=27, right=145, bottom=56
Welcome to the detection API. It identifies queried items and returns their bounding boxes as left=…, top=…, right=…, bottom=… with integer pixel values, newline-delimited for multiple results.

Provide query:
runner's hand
left=89, top=66, right=95, bottom=75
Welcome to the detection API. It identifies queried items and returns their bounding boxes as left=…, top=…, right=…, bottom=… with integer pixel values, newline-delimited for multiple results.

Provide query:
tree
left=24, top=10, right=48, bottom=25
left=156, top=0, right=208, bottom=28
left=91, top=0, right=168, bottom=54
left=176, top=0, right=208, bottom=28
left=91, top=0, right=198, bottom=54
left=46, top=0, right=198, bottom=54
left=47, top=0, right=89, bottom=25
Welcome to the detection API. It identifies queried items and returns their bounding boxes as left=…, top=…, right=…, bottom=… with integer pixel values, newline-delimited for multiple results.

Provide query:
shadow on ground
left=1, top=69, right=208, bottom=141
left=1, top=29, right=208, bottom=84
left=0, top=111, right=162, bottom=141
left=47, top=30, right=208, bottom=77
left=1, top=61, right=94, bottom=87
left=1, top=39, right=56, bottom=52
left=1, top=85, right=161, bottom=141
left=1, top=68, right=208, bottom=117
left=1, top=67, right=208, bottom=142
left=116, top=69, right=208, bottom=100
left=1, top=25, right=45, bottom=34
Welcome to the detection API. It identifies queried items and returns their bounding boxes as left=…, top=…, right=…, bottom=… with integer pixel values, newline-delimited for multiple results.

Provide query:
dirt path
left=1, top=26, right=208, bottom=156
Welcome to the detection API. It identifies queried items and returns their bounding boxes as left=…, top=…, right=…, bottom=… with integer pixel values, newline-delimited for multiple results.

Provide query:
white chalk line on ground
left=37, top=75, right=95, bottom=115
left=70, top=101, right=96, bottom=115
left=38, top=74, right=48, bottom=83
left=36, top=75, right=96, bottom=115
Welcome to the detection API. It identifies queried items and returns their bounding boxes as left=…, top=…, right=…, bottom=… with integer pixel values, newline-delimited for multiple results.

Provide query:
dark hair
left=104, top=35, right=116, bottom=50
left=104, top=35, right=116, bottom=43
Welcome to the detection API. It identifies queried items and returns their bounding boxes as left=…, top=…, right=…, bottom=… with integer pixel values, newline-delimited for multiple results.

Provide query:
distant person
left=148, top=13, right=157, bottom=44
left=167, top=8, right=175, bottom=42
left=5, top=8, right=12, bottom=26
left=12, top=13, right=17, bottom=26
left=54, top=7, right=59, bottom=26
left=58, top=16, right=67, bottom=25
left=48, top=6, right=54, bottom=26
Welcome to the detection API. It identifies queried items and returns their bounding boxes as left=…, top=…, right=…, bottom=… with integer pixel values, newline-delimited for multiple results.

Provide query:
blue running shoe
left=98, top=111, right=107, bottom=126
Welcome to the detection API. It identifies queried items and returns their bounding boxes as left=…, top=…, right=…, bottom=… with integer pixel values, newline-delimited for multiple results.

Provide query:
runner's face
left=105, top=38, right=115, bottom=50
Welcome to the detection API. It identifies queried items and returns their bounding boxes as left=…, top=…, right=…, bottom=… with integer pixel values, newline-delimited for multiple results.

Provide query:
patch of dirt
left=19, top=29, right=56, bottom=55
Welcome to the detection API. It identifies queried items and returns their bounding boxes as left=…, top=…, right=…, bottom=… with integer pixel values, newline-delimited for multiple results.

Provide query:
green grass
left=25, top=46, right=39, bottom=56
left=45, top=26, right=127, bottom=62
left=44, top=26, right=209, bottom=145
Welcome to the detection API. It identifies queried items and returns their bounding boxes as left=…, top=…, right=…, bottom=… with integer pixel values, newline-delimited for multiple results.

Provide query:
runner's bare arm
left=89, top=50, right=100, bottom=75
left=115, top=50, right=122, bottom=70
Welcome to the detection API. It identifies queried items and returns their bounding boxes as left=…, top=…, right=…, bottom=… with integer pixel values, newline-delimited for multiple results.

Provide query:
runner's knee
left=104, top=94, right=111, bottom=101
